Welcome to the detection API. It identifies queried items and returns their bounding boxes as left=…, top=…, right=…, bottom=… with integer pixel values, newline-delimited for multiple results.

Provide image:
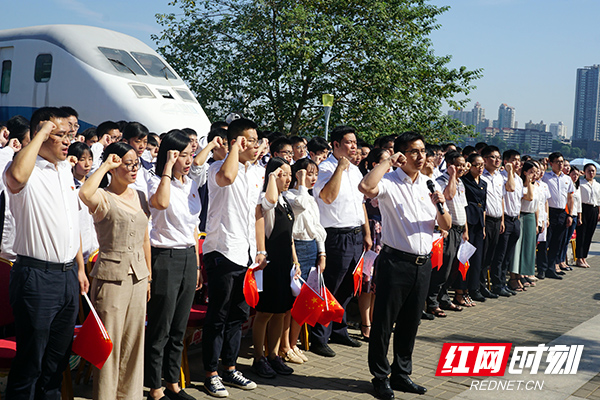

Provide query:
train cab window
left=1, top=60, right=11, bottom=93
left=99, top=47, right=146, bottom=76
left=131, top=52, right=176, bottom=80
left=34, top=54, right=52, bottom=82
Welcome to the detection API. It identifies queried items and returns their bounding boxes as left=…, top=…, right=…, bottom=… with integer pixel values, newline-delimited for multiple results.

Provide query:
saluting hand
left=337, top=156, right=350, bottom=171
left=37, top=120, right=56, bottom=142
left=296, top=169, right=307, bottom=186
left=67, top=155, right=78, bottom=168
left=166, top=149, right=180, bottom=165
left=210, top=136, right=225, bottom=149
left=447, top=165, right=457, bottom=179
left=7, top=138, right=21, bottom=153
left=505, top=163, right=514, bottom=175
left=389, top=152, right=407, bottom=168
left=235, top=136, right=248, bottom=153
left=104, top=153, right=122, bottom=170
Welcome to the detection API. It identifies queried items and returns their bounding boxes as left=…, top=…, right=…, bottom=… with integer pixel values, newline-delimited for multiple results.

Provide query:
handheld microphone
left=426, top=179, right=445, bottom=215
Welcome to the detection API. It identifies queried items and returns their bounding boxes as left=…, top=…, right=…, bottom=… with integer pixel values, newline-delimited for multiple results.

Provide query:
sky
left=3, top=0, right=600, bottom=137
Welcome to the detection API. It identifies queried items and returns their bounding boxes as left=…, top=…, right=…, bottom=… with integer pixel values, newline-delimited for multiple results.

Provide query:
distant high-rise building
left=549, top=122, right=567, bottom=140
left=525, top=120, right=548, bottom=132
left=573, top=65, right=600, bottom=141
left=447, top=102, right=488, bottom=133
left=497, top=103, right=516, bottom=129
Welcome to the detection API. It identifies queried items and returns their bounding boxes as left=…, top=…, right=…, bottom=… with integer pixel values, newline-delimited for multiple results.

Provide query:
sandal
left=508, top=278, right=524, bottom=292
left=521, top=276, right=535, bottom=287
left=440, top=302, right=463, bottom=312
left=464, top=293, right=476, bottom=306
left=428, top=308, right=447, bottom=318
left=360, top=324, right=371, bottom=342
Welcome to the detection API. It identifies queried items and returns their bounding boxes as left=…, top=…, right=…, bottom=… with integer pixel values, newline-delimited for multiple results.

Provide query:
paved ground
left=70, top=230, right=600, bottom=400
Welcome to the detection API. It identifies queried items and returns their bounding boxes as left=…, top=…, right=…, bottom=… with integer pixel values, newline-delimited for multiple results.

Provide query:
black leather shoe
left=469, top=291, right=487, bottom=302
left=545, top=270, right=563, bottom=280
left=165, top=388, right=195, bottom=400
left=480, top=287, right=499, bottom=299
left=557, top=270, right=566, bottom=275
left=504, top=286, right=517, bottom=295
left=492, top=287, right=512, bottom=297
left=536, top=272, right=545, bottom=280
left=421, top=311, right=435, bottom=320
left=372, top=378, right=395, bottom=400
left=330, top=335, right=362, bottom=347
left=390, top=376, right=427, bottom=395
left=311, top=343, right=336, bottom=357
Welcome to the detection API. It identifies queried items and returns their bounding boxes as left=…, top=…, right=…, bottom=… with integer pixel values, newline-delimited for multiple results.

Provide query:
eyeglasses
left=68, top=122, right=80, bottom=131
left=278, top=150, right=294, bottom=156
left=485, top=155, right=501, bottom=160
left=123, top=161, right=140, bottom=171
left=471, top=163, right=484, bottom=167
left=246, top=139, right=259, bottom=147
left=294, top=145, right=307, bottom=151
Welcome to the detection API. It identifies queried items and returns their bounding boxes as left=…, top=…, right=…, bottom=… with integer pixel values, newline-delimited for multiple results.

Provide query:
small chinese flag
left=431, top=237, right=444, bottom=270
left=291, top=284, right=325, bottom=326
left=72, top=293, right=113, bottom=369
left=317, top=287, right=345, bottom=327
left=353, top=252, right=365, bottom=296
left=243, top=267, right=259, bottom=308
left=458, top=261, right=470, bottom=281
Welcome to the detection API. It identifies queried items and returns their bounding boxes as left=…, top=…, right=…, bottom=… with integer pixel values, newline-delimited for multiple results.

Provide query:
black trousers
left=427, top=227, right=461, bottom=309
left=311, top=228, right=363, bottom=346
left=546, top=208, right=568, bottom=270
left=6, top=262, right=79, bottom=400
left=466, top=223, right=485, bottom=292
left=369, top=248, right=431, bottom=380
left=536, top=241, right=548, bottom=275
left=482, top=216, right=502, bottom=286
left=145, top=246, right=197, bottom=388
left=201, top=252, right=250, bottom=372
left=490, top=217, right=520, bottom=288
left=576, top=204, right=599, bottom=259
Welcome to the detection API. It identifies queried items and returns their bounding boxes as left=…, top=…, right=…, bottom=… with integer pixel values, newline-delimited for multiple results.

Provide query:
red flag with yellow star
left=458, top=261, right=470, bottom=281
left=352, top=253, right=365, bottom=296
left=291, top=284, right=325, bottom=326
left=431, top=237, right=444, bottom=270
left=317, top=287, right=345, bottom=327
left=243, top=267, right=259, bottom=308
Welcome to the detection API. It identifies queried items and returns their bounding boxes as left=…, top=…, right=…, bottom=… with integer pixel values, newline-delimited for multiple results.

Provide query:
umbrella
left=569, top=158, right=600, bottom=172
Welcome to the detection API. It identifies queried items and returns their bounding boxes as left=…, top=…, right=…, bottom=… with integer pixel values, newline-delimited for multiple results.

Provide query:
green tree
left=153, top=0, right=481, bottom=142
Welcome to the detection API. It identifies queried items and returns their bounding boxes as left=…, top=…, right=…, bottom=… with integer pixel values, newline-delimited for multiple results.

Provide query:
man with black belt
left=359, top=132, right=451, bottom=399
left=4, top=107, right=89, bottom=399
left=489, top=150, right=524, bottom=296
left=312, top=125, right=372, bottom=358
left=479, top=145, right=504, bottom=299
left=540, top=152, right=574, bottom=279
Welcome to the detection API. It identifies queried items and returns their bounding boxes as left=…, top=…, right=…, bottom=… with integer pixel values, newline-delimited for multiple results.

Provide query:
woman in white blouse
left=577, top=163, right=600, bottom=268
left=280, top=158, right=326, bottom=364
left=514, top=161, right=539, bottom=289
left=145, top=130, right=201, bottom=400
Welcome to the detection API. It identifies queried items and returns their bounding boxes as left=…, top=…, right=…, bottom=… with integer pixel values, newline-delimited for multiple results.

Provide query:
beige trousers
left=91, top=275, right=147, bottom=400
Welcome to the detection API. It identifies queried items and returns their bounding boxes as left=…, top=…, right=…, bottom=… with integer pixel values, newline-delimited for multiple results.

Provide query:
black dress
left=256, top=197, right=295, bottom=313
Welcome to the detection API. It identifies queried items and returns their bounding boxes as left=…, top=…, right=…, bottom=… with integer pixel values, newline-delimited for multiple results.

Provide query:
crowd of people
left=1, top=107, right=599, bottom=400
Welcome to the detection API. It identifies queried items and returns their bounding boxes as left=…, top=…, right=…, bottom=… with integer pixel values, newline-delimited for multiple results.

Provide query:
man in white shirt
left=489, top=150, right=523, bottom=296
left=311, top=126, right=372, bottom=358
left=359, top=132, right=451, bottom=399
left=479, top=145, right=504, bottom=299
left=4, top=107, right=89, bottom=400
left=540, top=152, right=574, bottom=280
left=577, top=163, right=600, bottom=266
left=201, top=118, right=260, bottom=397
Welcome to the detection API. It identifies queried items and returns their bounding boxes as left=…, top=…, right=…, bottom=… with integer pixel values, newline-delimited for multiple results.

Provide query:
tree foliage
left=154, top=0, right=482, bottom=142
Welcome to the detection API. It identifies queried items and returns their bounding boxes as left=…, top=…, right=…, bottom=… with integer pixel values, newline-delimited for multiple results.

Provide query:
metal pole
left=324, top=106, right=331, bottom=141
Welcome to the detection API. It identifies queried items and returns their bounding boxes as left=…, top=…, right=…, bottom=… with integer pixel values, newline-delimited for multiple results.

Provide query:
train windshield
left=131, top=52, right=176, bottom=80
left=99, top=47, right=147, bottom=76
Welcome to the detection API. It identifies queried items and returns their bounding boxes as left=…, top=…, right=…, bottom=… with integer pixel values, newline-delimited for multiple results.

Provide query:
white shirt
left=246, top=163, right=265, bottom=257
left=536, top=181, right=551, bottom=225
left=0, top=147, right=16, bottom=261
left=189, top=163, right=209, bottom=188
left=313, top=154, right=365, bottom=228
left=375, top=168, right=442, bottom=255
left=542, top=171, right=574, bottom=209
left=571, top=187, right=582, bottom=216
left=501, top=170, right=523, bottom=218
left=481, top=169, right=504, bottom=218
left=149, top=175, right=201, bottom=248
left=436, top=172, right=467, bottom=225
left=579, top=177, right=600, bottom=206
left=5, top=157, right=80, bottom=263
left=521, top=184, right=537, bottom=214
left=285, top=185, right=327, bottom=253
left=90, top=142, right=104, bottom=174
left=202, top=158, right=255, bottom=266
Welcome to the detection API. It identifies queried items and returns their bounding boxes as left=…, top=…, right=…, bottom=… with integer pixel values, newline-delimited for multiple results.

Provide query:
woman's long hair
left=262, top=157, right=289, bottom=192
left=154, top=130, right=191, bottom=177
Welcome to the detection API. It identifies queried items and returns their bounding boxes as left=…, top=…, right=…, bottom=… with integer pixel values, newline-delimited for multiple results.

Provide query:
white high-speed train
left=0, top=24, right=211, bottom=135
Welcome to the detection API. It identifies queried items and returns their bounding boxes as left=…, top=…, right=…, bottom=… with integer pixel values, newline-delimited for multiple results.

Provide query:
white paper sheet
left=457, top=239, right=477, bottom=265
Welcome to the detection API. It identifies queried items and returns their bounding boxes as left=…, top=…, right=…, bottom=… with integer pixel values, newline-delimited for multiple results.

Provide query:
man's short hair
left=210, top=120, right=228, bottom=131
left=462, top=145, right=477, bottom=157
left=444, top=150, right=464, bottom=165
left=442, top=143, right=457, bottom=152
left=475, top=142, right=488, bottom=152
left=96, top=121, right=119, bottom=138
left=330, top=125, right=356, bottom=146
left=502, top=149, right=520, bottom=162
left=307, top=137, right=330, bottom=153
left=227, top=118, right=257, bottom=145
left=181, top=128, right=197, bottom=138
left=467, top=152, right=483, bottom=165
left=208, top=127, right=228, bottom=143
left=394, top=131, right=425, bottom=153
left=30, top=107, right=69, bottom=134
left=289, top=135, right=305, bottom=146
left=59, top=106, right=78, bottom=118
left=270, top=137, right=292, bottom=155
left=122, top=122, right=149, bottom=141
left=481, top=145, right=500, bottom=158
left=548, top=152, right=564, bottom=162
